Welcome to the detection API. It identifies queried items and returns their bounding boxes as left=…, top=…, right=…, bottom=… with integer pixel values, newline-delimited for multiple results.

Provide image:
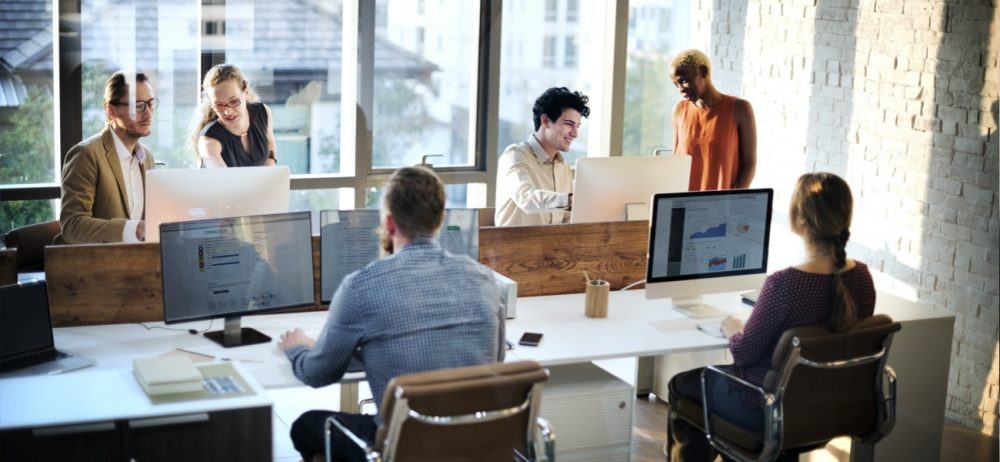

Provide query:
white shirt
left=110, top=130, right=146, bottom=243
left=494, top=135, right=572, bottom=226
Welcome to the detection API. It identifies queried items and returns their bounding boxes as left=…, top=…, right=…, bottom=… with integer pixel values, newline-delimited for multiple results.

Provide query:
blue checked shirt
left=284, top=236, right=504, bottom=413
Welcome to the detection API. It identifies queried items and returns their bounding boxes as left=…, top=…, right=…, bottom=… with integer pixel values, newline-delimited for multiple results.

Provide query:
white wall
left=690, top=0, right=999, bottom=435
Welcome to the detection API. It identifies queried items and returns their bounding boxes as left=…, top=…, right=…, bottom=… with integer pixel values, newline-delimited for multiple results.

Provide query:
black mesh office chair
left=670, top=314, right=901, bottom=462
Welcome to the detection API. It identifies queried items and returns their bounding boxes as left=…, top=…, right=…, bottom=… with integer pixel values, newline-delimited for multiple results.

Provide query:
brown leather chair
left=671, top=314, right=901, bottom=462
left=1, top=220, right=61, bottom=272
left=326, top=360, right=555, bottom=462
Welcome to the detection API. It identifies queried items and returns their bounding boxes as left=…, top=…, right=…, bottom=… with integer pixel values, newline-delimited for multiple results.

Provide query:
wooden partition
left=479, top=221, right=649, bottom=297
left=45, top=220, right=650, bottom=326
left=45, top=237, right=325, bottom=327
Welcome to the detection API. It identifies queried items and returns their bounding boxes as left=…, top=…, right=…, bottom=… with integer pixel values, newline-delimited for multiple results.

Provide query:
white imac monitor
left=145, top=166, right=291, bottom=242
left=570, top=155, right=692, bottom=223
left=160, top=211, right=315, bottom=347
left=645, top=188, right=773, bottom=318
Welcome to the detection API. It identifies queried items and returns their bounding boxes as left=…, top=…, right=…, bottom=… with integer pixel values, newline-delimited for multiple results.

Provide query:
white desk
left=6, top=288, right=952, bottom=460
left=0, top=362, right=273, bottom=461
left=505, top=289, right=954, bottom=462
left=0, top=362, right=269, bottom=430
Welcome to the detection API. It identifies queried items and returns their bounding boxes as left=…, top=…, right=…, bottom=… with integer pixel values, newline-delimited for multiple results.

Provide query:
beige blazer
left=57, top=127, right=156, bottom=244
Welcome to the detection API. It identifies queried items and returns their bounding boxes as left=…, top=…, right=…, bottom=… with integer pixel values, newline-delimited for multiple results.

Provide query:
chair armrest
left=699, top=365, right=776, bottom=459
left=870, top=366, right=897, bottom=443
left=535, top=416, right=556, bottom=462
left=324, top=415, right=381, bottom=462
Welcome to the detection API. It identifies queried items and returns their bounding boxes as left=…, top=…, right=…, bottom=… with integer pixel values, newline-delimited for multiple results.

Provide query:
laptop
left=0, top=281, right=95, bottom=377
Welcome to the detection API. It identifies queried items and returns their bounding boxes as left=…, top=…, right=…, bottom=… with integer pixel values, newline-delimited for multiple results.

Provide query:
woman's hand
left=720, top=316, right=745, bottom=339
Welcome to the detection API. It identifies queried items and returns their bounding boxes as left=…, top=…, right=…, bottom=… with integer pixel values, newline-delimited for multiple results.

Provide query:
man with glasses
left=57, top=71, right=157, bottom=243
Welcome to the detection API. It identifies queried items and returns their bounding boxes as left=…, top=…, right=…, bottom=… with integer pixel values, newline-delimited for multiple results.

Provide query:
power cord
left=137, top=319, right=214, bottom=335
left=619, top=278, right=646, bottom=291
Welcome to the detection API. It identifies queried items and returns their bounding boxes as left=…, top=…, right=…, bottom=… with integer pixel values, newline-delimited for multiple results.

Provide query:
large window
left=2, top=0, right=687, bottom=235
left=373, top=0, right=479, bottom=169
left=497, top=0, right=608, bottom=167
left=0, top=0, right=56, bottom=232
left=622, top=0, right=689, bottom=157
left=81, top=0, right=200, bottom=170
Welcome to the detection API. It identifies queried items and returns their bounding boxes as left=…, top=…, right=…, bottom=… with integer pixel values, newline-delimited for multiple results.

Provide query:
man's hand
left=720, top=316, right=745, bottom=339
left=136, top=220, right=146, bottom=241
left=278, top=328, right=315, bottom=351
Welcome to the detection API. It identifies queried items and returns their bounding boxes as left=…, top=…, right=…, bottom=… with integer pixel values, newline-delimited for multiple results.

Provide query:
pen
left=176, top=348, right=214, bottom=359
left=176, top=348, right=266, bottom=364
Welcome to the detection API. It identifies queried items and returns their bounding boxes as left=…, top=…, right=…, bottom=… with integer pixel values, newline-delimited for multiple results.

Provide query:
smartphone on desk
left=518, top=332, right=543, bottom=347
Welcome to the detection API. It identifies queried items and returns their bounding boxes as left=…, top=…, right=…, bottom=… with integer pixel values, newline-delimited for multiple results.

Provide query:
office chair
left=326, top=360, right=555, bottom=462
left=1, top=220, right=61, bottom=272
left=670, top=314, right=901, bottom=462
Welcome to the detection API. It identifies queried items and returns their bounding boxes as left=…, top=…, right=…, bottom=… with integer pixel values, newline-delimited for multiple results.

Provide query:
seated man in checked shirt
left=278, top=166, right=505, bottom=462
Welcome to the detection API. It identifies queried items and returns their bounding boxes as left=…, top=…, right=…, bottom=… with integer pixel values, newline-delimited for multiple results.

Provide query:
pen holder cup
left=584, top=279, right=610, bottom=318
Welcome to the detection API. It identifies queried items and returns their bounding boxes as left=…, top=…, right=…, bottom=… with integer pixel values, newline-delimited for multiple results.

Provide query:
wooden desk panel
left=479, top=221, right=649, bottom=296
left=45, top=237, right=326, bottom=327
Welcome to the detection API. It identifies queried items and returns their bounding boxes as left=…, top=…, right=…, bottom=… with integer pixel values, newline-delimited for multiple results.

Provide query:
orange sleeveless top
left=675, top=95, right=740, bottom=191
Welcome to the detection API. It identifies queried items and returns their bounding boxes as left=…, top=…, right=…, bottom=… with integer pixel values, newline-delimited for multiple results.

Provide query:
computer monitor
left=145, top=166, right=291, bottom=242
left=160, top=211, right=315, bottom=347
left=570, top=155, right=692, bottom=223
left=318, top=208, right=481, bottom=303
left=645, top=188, right=773, bottom=318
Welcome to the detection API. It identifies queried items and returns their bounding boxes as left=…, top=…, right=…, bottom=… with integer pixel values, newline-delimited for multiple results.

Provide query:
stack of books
left=133, top=356, right=204, bottom=396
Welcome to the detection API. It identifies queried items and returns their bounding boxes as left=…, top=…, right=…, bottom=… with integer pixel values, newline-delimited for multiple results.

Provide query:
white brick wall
left=690, top=0, right=999, bottom=436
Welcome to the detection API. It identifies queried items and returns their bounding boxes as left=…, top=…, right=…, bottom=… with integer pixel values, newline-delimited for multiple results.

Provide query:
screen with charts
left=160, top=211, right=314, bottom=323
left=319, top=208, right=480, bottom=302
left=647, top=189, right=772, bottom=282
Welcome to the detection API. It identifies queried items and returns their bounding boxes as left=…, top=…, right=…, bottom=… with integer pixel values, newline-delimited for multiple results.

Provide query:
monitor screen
left=319, top=208, right=481, bottom=303
left=145, top=166, right=291, bottom=242
left=645, top=189, right=773, bottom=317
left=160, top=211, right=314, bottom=346
left=571, top=155, right=692, bottom=223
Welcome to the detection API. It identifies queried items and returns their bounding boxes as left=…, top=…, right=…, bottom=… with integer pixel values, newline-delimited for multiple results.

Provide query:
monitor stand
left=671, top=297, right=728, bottom=319
left=204, top=316, right=272, bottom=348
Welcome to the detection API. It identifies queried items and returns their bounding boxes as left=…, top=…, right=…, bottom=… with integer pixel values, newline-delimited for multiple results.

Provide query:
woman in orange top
left=671, top=49, right=757, bottom=191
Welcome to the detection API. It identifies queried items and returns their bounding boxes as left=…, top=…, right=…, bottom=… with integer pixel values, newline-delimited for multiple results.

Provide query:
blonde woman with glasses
left=191, top=63, right=277, bottom=168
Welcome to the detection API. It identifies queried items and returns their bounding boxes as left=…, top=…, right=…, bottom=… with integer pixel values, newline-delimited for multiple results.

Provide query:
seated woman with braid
left=666, top=172, right=877, bottom=461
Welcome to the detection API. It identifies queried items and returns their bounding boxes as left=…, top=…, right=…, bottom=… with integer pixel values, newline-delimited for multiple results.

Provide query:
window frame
left=3, top=0, right=637, bottom=223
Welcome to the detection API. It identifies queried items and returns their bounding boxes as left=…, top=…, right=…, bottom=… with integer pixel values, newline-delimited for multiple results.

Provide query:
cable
left=137, top=319, right=214, bottom=335
left=619, top=278, right=646, bottom=291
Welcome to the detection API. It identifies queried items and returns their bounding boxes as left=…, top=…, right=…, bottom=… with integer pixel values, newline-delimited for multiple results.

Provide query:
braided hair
left=790, top=173, right=857, bottom=332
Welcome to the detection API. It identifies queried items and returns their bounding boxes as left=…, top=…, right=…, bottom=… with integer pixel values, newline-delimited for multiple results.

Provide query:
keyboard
left=0, top=350, right=61, bottom=372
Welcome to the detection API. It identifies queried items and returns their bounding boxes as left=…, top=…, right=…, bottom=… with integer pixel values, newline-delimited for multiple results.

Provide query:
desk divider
left=478, top=221, right=649, bottom=297
left=44, top=220, right=650, bottom=327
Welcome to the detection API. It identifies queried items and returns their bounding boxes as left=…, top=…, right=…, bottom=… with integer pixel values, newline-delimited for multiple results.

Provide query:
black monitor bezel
left=645, top=188, right=773, bottom=284
left=160, top=211, right=316, bottom=325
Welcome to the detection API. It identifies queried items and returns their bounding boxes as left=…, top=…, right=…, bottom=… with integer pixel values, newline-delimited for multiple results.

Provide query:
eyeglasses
left=111, top=98, right=158, bottom=112
left=212, top=98, right=243, bottom=111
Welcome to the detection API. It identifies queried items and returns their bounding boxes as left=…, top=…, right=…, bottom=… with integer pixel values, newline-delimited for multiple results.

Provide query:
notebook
left=0, top=281, right=95, bottom=377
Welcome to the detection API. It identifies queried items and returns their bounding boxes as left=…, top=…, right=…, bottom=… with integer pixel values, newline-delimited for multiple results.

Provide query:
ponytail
left=828, top=229, right=856, bottom=332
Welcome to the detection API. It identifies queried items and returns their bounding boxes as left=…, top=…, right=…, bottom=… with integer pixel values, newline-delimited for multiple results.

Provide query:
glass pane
left=497, top=0, right=606, bottom=167
left=289, top=188, right=353, bottom=235
left=372, top=0, right=478, bottom=169
left=1, top=200, right=57, bottom=235
left=81, top=0, right=200, bottom=169
left=364, top=183, right=483, bottom=210
left=622, top=0, right=690, bottom=157
left=224, top=0, right=343, bottom=174
left=0, top=1, right=56, bottom=187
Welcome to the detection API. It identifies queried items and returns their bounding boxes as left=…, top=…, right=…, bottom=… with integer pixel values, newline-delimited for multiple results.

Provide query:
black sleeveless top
left=200, top=102, right=270, bottom=167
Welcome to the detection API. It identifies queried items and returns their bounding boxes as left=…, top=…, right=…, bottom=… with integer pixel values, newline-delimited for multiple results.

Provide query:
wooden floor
left=630, top=394, right=1000, bottom=462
